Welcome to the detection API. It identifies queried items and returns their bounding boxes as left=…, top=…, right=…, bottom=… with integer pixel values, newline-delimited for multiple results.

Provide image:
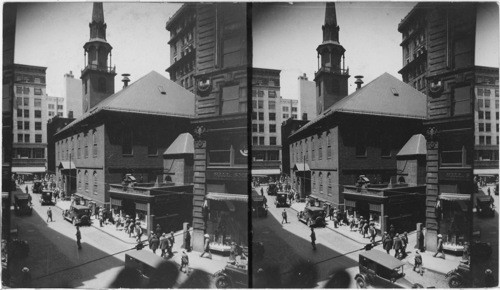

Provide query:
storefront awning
left=439, top=193, right=471, bottom=201
left=206, top=192, right=248, bottom=202
left=12, top=167, right=46, bottom=173
left=293, top=163, right=310, bottom=171
left=251, top=168, right=281, bottom=176
left=58, top=161, right=76, bottom=170
left=473, top=168, right=499, bottom=176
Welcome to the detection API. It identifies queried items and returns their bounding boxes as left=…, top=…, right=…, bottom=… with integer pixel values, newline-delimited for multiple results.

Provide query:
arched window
left=327, top=173, right=332, bottom=196
left=93, top=130, right=98, bottom=157
left=98, top=77, right=106, bottom=93
left=319, top=172, right=323, bottom=194
left=84, top=170, right=89, bottom=192
left=77, top=170, right=82, bottom=189
left=93, top=171, right=98, bottom=195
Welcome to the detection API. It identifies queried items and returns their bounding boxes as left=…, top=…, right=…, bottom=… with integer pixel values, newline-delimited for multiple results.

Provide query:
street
left=252, top=185, right=448, bottom=288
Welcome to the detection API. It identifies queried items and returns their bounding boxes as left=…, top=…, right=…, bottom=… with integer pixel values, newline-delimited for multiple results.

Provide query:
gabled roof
left=397, top=134, right=427, bottom=156
left=292, top=72, right=426, bottom=137
left=57, top=71, right=194, bottom=135
left=164, top=133, right=194, bottom=155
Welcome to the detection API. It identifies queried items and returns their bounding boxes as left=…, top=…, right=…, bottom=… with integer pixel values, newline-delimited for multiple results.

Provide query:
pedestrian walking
left=99, top=213, right=104, bottom=227
left=413, top=250, right=423, bottom=275
left=200, top=234, right=212, bottom=259
left=369, top=224, right=377, bottom=243
left=393, top=234, right=403, bottom=258
left=20, top=267, right=31, bottom=288
left=389, top=224, right=396, bottom=238
left=155, top=224, right=162, bottom=237
left=487, top=187, right=491, bottom=196
left=310, top=227, right=317, bottom=250
left=260, top=187, right=264, bottom=195
left=363, top=220, right=369, bottom=238
left=46, top=207, right=53, bottom=222
left=329, top=208, right=334, bottom=221
left=184, top=227, right=191, bottom=252
left=25, top=185, right=29, bottom=194
left=169, top=231, right=175, bottom=247
left=135, top=223, right=143, bottom=242
left=128, top=220, right=135, bottom=238
left=282, top=209, right=288, bottom=224
left=159, top=233, right=169, bottom=258
left=401, top=232, right=408, bottom=258
left=383, top=233, right=393, bottom=255
left=433, top=234, right=445, bottom=259
left=76, top=226, right=82, bottom=249
left=180, top=250, right=189, bottom=274
left=149, top=233, right=159, bottom=254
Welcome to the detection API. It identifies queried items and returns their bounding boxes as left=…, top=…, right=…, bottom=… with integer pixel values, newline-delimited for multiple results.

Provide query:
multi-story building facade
left=298, top=73, right=317, bottom=120
left=474, top=66, right=499, bottom=179
left=175, top=3, right=248, bottom=255
left=280, top=97, right=298, bottom=121
left=11, top=64, right=48, bottom=177
left=398, top=3, right=486, bottom=253
left=64, top=70, right=83, bottom=119
left=47, top=116, right=75, bottom=175
left=166, top=4, right=196, bottom=92
left=252, top=68, right=282, bottom=178
left=46, top=96, right=65, bottom=118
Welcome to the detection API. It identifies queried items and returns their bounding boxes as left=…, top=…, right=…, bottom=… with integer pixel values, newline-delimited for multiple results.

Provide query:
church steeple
left=314, top=2, right=350, bottom=114
left=81, top=2, right=116, bottom=113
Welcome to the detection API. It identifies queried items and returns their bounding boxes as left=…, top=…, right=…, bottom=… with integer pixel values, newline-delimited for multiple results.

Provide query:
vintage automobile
left=266, top=182, right=278, bottom=196
left=251, top=191, right=268, bottom=218
left=476, top=195, right=495, bottom=217
left=297, top=206, right=326, bottom=227
left=124, top=250, right=179, bottom=287
left=355, top=251, right=423, bottom=288
left=275, top=192, right=290, bottom=208
left=32, top=180, right=43, bottom=194
left=14, top=192, right=32, bottom=216
left=214, top=263, right=248, bottom=288
left=40, top=190, right=55, bottom=205
left=445, top=261, right=471, bottom=288
left=62, top=204, right=91, bottom=226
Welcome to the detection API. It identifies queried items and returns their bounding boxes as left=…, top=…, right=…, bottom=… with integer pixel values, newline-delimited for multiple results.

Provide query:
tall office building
left=280, top=97, right=298, bottom=121
left=46, top=96, right=65, bottom=118
left=298, top=73, right=316, bottom=120
left=64, top=71, right=82, bottom=118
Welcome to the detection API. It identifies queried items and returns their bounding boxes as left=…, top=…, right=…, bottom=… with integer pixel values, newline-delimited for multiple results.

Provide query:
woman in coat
left=149, top=234, right=160, bottom=254
left=383, top=234, right=393, bottom=255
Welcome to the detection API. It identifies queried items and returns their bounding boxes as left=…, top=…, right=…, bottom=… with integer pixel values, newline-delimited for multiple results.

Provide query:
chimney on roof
left=122, top=73, right=130, bottom=88
left=354, top=75, right=364, bottom=90
left=298, top=73, right=308, bottom=81
left=302, top=113, right=308, bottom=121
left=68, top=111, right=74, bottom=119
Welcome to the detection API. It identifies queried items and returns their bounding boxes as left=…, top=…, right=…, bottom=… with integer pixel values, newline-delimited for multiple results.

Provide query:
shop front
left=204, top=192, right=248, bottom=254
left=343, top=191, right=385, bottom=234
left=435, top=193, right=471, bottom=254
left=292, top=163, right=310, bottom=199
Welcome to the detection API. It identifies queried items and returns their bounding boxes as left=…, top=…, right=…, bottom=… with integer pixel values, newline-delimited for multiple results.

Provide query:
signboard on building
left=438, top=169, right=473, bottom=181
left=206, top=169, right=247, bottom=181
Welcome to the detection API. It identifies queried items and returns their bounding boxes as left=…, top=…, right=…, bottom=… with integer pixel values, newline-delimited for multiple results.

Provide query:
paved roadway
left=253, top=185, right=448, bottom=288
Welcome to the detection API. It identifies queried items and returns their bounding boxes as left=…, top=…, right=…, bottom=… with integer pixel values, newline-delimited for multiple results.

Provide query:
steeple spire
left=91, top=2, right=105, bottom=23
left=322, top=2, right=340, bottom=44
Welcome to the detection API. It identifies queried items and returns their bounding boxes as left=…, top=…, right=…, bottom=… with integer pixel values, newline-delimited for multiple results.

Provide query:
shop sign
left=206, top=169, right=247, bottom=181
left=439, top=170, right=472, bottom=181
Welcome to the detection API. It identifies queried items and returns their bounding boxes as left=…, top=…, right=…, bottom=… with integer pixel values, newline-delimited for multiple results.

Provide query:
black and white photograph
left=2, top=1, right=499, bottom=289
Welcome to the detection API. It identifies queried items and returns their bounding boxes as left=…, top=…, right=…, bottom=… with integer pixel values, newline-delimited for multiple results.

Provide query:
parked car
left=40, top=190, right=55, bottom=205
left=275, top=192, right=290, bottom=208
left=476, top=195, right=495, bottom=217
left=355, top=251, right=423, bottom=288
left=252, top=192, right=268, bottom=218
left=32, top=180, right=43, bottom=194
left=297, top=206, right=326, bottom=227
left=445, top=261, right=471, bottom=288
left=62, top=204, right=91, bottom=226
left=267, top=183, right=278, bottom=196
left=214, top=263, right=248, bottom=288
left=124, top=250, right=177, bottom=287
left=14, top=192, right=32, bottom=216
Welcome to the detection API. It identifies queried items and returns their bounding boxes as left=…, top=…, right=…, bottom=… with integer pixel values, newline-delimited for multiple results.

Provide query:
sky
left=253, top=2, right=499, bottom=100
left=14, top=2, right=182, bottom=97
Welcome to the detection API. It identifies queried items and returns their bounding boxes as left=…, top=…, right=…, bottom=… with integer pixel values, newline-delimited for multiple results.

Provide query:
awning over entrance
left=293, top=163, right=310, bottom=171
left=252, top=168, right=280, bottom=176
left=439, top=193, right=471, bottom=201
left=474, top=168, right=499, bottom=176
left=206, top=192, right=248, bottom=202
left=12, top=167, right=46, bottom=173
left=58, top=161, right=76, bottom=170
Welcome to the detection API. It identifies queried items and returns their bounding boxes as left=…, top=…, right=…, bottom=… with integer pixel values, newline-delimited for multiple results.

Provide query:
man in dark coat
left=383, top=234, right=393, bottom=255
left=358, top=217, right=365, bottom=235
left=413, top=250, right=423, bottom=275
left=401, top=232, right=409, bottom=258
left=159, top=233, right=169, bottom=258
left=369, top=224, right=377, bottom=243
left=393, top=234, right=403, bottom=258
left=76, top=226, right=82, bottom=249
left=155, top=224, right=162, bottom=237
left=200, top=234, right=212, bottom=259
left=362, top=220, right=369, bottom=238
left=149, top=233, right=159, bottom=254
left=282, top=209, right=288, bottom=224
left=389, top=224, right=396, bottom=238
left=184, top=227, right=191, bottom=252
left=180, top=250, right=189, bottom=273
left=168, top=231, right=175, bottom=256
left=433, top=234, right=445, bottom=259
left=46, top=207, right=53, bottom=222
left=310, top=227, right=317, bottom=250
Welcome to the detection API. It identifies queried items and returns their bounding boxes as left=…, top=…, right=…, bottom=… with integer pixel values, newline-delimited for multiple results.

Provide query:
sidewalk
left=54, top=199, right=230, bottom=275
left=289, top=201, right=461, bottom=275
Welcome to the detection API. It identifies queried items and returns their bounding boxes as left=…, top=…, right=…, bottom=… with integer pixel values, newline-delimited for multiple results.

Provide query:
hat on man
left=437, top=234, right=443, bottom=238
left=204, top=234, right=209, bottom=238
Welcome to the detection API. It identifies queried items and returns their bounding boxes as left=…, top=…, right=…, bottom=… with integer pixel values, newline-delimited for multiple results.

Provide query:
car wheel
left=355, top=277, right=366, bottom=288
left=448, top=275, right=463, bottom=288
left=215, top=276, right=231, bottom=288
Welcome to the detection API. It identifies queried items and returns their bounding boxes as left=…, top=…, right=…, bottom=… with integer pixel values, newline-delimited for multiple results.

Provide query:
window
left=268, top=101, right=276, bottom=110
left=258, top=112, right=264, bottom=120
left=269, top=113, right=276, bottom=121
left=485, top=89, right=491, bottom=97
left=33, top=148, right=44, bottom=158
left=452, top=86, right=471, bottom=115
left=496, top=100, right=499, bottom=109
left=269, top=124, right=276, bottom=133
left=311, top=138, right=315, bottom=161
left=34, top=88, right=42, bottom=95
left=34, top=110, right=41, bottom=118
left=497, top=123, right=499, bottom=132
left=270, top=137, right=276, bottom=145
left=283, top=114, right=289, bottom=119
left=84, top=171, right=89, bottom=192
left=57, top=105, right=63, bottom=110
left=485, top=136, right=492, bottom=145
left=35, top=134, right=42, bottom=143
left=93, top=131, right=98, bottom=157
left=48, top=111, right=54, bottom=117
left=147, top=132, right=157, bottom=156
left=292, top=107, right=297, bottom=112
left=17, top=109, right=22, bottom=117
left=283, top=106, right=289, bottom=112
left=258, top=124, right=264, bottom=132
left=24, top=134, right=30, bottom=143
left=319, top=172, right=323, bottom=194
left=259, top=137, right=265, bottom=145
left=24, top=121, right=29, bottom=130
left=268, top=91, right=276, bottom=98
left=122, top=129, right=133, bottom=155
left=478, top=99, right=484, bottom=108
left=485, top=99, right=490, bottom=108
left=17, top=121, right=23, bottom=130
left=496, top=89, right=499, bottom=97
left=258, top=91, right=264, bottom=98
left=478, top=88, right=484, bottom=96
left=327, top=133, right=332, bottom=158
left=479, top=123, right=484, bottom=132
left=34, top=99, right=41, bottom=107
left=16, top=86, right=22, bottom=94
left=485, top=111, right=491, bottom=120
left=252, top=124, right=257, bottom=132
left=221, top=11, right=245, bottom=68
left=84, top=134, right=89, bottom=158
left=479, top=136, right=485, bottom=145
left=292, top=114, right=297, bottom=119
left=497, top=112, right=499, bottom=120
left=17, top=134, right=23, bottom=143
left=318, top=136, right=323, bottom=160
left=486, top=123, right=491, bottom=132
left=252, top=136, right=258, bottom=145
left=78, top=170, right=82, bottom=189
left=93, top=172, right=98, bottom=195
left=57, top=112, right=63, bottom=117
left=221, top=85, right=240, bottom=114
left=258, top=100, right=264, bottom=109
left=23, top=98, right=29, bottom=106
left=77, top=136, right=81, bottom=158
left=34, top=122, right=42, bottom=130
left=23, top=87, right=29, bottom=94
left=478, top=111, right=484, bottom=119
left=252, top=112, right=257, bottom=120
left=440, top=134, right=471, bottom=167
